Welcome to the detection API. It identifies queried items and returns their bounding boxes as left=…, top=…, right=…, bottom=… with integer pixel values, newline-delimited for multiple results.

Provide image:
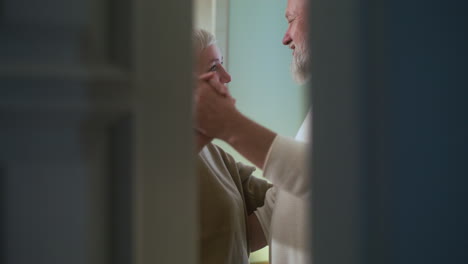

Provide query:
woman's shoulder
left=199, top=142, right=225, bottom=161
left=201, top=142, right=237, bottom=162
left=199, top=142, right=235, bottom=172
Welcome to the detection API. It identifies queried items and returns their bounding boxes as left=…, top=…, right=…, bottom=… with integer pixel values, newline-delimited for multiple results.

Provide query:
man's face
left=283, top=0, right=309, bottom=84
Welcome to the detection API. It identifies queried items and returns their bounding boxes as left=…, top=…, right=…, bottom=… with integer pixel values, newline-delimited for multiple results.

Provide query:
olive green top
left=198, top=143, right=272, bottom=264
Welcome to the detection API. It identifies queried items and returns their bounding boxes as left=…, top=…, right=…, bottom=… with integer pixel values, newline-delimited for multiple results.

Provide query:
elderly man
left=195, top=0, right=311, bottom=263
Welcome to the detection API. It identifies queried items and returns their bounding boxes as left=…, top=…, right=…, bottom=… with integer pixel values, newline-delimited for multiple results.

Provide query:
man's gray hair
left=193, top=29, right=217, bottom=54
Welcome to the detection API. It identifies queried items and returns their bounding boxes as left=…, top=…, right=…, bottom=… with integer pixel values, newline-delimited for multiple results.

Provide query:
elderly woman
left=193, top=29, right=271, bottom=264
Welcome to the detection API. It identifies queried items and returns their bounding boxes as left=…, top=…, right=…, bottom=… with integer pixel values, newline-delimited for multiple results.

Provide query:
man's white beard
left=291, top=47, right=310, bottom=85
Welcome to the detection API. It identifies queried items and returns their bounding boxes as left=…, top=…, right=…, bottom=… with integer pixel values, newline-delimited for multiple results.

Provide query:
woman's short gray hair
left=193, top=29, right=217, bottom=54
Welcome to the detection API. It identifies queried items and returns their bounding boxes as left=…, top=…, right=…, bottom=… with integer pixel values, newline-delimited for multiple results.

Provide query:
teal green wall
left=226, top=0, right=307, bottom=137
left=213, top=0, right=308, bottom=262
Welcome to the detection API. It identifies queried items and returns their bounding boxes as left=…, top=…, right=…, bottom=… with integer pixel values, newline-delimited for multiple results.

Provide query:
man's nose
left=283, top=31, right=292, bottom=46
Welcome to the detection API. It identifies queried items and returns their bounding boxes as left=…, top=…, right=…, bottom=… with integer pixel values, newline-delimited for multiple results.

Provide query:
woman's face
left=195, top=44, right=231, bottom=150
left=196, top=44, right=231, bottom=84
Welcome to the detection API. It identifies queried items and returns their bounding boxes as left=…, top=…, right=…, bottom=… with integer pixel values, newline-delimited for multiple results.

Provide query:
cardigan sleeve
left=263, top=135, right=310, bottom=199
left=253, top=186, right=277, bottom=241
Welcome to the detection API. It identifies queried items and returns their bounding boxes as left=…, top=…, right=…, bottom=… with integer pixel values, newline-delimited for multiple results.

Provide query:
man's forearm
left=220, top=112, right=277, bottom=169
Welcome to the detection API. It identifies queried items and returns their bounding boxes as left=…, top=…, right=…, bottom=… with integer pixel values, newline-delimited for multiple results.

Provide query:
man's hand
left=195, top=73, right=276, bottom=169
left=195, top=75, right=238, bottom=140
left=197, top=72, right=233, bottom=98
